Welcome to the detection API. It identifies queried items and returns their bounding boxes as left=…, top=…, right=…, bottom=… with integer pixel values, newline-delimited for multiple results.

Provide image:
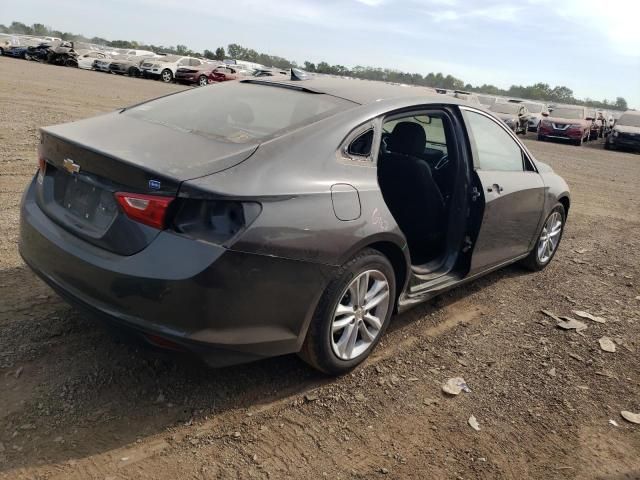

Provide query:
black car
left=20, top=75, right=570, bottom=374
left=605, top=111, right=640, bottom=152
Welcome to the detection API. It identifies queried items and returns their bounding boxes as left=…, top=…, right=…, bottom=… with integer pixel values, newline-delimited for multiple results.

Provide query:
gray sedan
left=20, top=74, right=570, bottom=374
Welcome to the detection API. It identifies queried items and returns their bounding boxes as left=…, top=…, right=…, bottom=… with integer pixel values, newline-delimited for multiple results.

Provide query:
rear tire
left=299, top=249, right=396, bottom=375
left=198, top=75, right=208, bottom=87
left=520, top=204, right=565, bottom=271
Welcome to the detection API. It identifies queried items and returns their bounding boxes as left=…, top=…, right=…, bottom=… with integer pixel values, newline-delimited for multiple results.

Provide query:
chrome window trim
left=338, top=122, right=377, bottom=164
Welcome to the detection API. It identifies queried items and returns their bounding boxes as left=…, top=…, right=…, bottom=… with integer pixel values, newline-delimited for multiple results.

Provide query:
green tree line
left=1, top=21, right=628, bottom=111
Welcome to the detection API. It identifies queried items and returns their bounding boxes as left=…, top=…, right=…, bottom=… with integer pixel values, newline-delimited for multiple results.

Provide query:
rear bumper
left=175, top=75, right=198, bottom=84
left=19, top=178, right=332, bottom=367
left=141, top=68, right=165, bottom=78
left=109, top=65, right=130, bottom=74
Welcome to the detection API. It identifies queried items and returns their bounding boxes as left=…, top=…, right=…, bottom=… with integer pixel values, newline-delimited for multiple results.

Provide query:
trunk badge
left=63, top=158, right=80, bottom=174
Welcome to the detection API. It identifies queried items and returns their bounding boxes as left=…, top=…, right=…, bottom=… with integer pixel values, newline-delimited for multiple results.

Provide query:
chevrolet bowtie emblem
left=63, top=158, right=80, bottom=174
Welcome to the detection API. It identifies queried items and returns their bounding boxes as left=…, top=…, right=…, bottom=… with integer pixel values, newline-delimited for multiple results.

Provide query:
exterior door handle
left=487, top=184, right=503, bottom=194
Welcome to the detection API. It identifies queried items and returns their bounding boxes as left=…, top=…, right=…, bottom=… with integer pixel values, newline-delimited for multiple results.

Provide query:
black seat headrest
left=388, top=122, right=426, bottom=156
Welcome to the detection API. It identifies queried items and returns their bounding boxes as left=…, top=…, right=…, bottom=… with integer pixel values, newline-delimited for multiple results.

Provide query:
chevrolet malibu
left=20, top=75, right=570, bottom=374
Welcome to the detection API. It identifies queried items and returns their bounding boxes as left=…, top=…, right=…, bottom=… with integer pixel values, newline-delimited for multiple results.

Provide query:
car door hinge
left=471, top=187, right=481, bottom=202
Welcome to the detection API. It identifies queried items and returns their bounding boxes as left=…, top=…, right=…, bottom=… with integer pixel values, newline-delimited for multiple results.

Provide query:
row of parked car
left=439, top=89, right=638, bottom=151
left=0, top=34, right=288, bottom=86
left=3, top=34, right=638, bottom=153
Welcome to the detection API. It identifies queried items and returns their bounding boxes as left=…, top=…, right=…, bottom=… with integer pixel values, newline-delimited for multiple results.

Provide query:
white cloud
left=423, top=2, right=522, bottom=23
left=469, top=5, right=521, bottom=22
left=354, top=0, right=386, bottom=6
left=413, top=0, right=458, bottom=5
left=429, top=10, right=459, bottom=22
left=547, top=0, right=640, bottom=57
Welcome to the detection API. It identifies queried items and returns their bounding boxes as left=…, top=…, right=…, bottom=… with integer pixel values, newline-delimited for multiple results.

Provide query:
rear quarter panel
left=180, top=106, right=408, bottom=267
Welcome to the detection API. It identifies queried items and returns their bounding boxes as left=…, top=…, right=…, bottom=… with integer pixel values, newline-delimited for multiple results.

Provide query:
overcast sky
left=4, top=0, right=639, bottom=107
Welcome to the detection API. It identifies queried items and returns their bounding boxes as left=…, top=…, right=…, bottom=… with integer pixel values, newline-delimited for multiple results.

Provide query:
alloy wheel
left=162, top=70, right=172, bottom=82
left=199, top=76, right=208, bottom=86
left=537, top=212, right=563, bottom=264
left=330, top=270, right=390, bottom=361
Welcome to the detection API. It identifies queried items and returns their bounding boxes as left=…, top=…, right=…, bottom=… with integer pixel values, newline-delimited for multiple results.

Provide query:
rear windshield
left=123, top=82, right=355, bottom=144
left=617, top=114, right=640, bottom=127
left=490, top=103, right=520, bottom=114
left=478, top=95, right=496, bottom=105
left=550, top=107, right=584, bottom=119
left=158, top=55, right=181, bottom=62
left=524, top=103, right=543, bottom=113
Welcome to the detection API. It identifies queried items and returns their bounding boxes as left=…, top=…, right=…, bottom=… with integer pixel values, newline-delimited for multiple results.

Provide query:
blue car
left=5, top=46, right=29, bottom=58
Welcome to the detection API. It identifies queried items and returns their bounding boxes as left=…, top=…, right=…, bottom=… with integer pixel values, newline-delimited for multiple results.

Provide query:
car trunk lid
left=37, top=113, right=258, bottom=255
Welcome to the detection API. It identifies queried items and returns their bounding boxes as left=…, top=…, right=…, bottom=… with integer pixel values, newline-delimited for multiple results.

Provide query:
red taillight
left=37, top=145, right=46, bottom=174
left=114, top=192, right=174, bottom=229
left=143, top=333, right=185, bottom=351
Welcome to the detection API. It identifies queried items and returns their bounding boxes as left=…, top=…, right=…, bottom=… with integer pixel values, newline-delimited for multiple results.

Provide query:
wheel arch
left=365, top=240, right=410, bottom=309
left=558, top=195, right=570, bottom=216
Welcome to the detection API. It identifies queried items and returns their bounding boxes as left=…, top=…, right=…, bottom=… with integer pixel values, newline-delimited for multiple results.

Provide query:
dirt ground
left=1, top=57, right=639, bottom=480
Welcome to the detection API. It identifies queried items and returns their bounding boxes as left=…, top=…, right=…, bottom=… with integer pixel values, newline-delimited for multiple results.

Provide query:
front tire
left=299, top=249, right=396, bottom=375
left=521, top=204, right=565, bottom=271
left=161, top=68, right=173, bottom=83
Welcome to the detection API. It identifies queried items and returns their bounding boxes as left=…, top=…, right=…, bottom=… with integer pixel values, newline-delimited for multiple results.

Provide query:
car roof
left=242, top=76, right=450, bottom=106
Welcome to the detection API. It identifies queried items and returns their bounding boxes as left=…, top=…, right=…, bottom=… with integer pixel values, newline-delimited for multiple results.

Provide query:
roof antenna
left=290, top=68, right=309, bottom=81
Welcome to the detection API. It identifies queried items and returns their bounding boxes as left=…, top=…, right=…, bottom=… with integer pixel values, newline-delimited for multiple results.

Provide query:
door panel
left=460, top=108, right=546, bottom=274
left=470, top=170, right=544, bottom=273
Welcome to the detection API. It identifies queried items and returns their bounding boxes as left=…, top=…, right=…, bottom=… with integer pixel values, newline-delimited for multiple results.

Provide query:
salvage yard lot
left=1, top=57, right=639, bottom=479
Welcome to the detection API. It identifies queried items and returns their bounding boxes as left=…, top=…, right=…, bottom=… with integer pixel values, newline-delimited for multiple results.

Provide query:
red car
left=209, top=65, right=247, bottom=82
left=175, top=63, right=222, bottom=87
left=538, top=106, right=591, bottom=146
